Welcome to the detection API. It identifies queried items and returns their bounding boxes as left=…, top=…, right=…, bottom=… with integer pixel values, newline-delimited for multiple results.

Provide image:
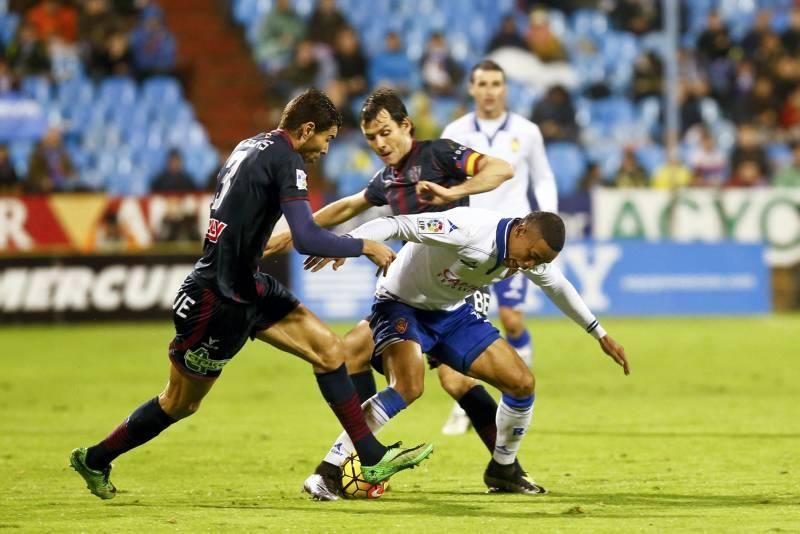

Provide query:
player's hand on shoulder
left=362, top=239, right=396, bottom=277
left=303, top=256, right=347, bottom=272
left=598, top=335, right=630, bottom=376
left=416, top=180, right=458, bottom=205
left=263, top=231, right=293, bottom=257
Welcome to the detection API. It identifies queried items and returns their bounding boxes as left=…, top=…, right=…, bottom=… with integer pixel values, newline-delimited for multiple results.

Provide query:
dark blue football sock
left=316, top=364, right=387, bottom=465
left=85, top=397, right=175, bottom=470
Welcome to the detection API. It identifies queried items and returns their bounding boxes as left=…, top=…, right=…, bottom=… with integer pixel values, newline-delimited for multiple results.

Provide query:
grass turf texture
left=1, top=316, right=798, bottom=532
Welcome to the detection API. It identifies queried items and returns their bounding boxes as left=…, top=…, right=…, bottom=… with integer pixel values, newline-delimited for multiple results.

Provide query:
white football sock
left=493, top=396, right=534, bottom=465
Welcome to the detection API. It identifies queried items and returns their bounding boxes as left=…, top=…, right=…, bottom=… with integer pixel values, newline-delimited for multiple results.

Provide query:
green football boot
left=361, top=442, right=433, bottom=484
left=69, top=447, right=117, bottom=500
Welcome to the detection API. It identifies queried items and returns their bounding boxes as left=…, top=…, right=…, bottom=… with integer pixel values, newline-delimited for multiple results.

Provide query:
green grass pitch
left=1, top=316, right=799, bottom=532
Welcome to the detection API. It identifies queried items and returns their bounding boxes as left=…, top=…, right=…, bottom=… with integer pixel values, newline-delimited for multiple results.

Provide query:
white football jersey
left=347, top=207, right=604, bottom=339
left=441, top=112, right=558, bottom=216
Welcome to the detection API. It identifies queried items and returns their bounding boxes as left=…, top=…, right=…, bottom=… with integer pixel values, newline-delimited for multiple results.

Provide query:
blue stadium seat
left=601, top=32, right=639, bottom=70
left=637, top=96, right=662, bottom=137
left=9, top=140, right=33, bottom=177
left=0, top=13, right=20, bottom=46
left=141, top=76, right=182, bottom=110
left=546, top=142, right=587, bottom=196
left=57, top=75, right=93, bottom=101
left=586, top=143, right=623, bottom=181
left=571, top=9, right=609, bottom=38
left=20, top=76, right=50, bottom=104
left=98, top=76, right=137, bottom=108
left=591, top=97, right=635, bottom=136
left=767, top=143, right=792, bottom=168
left=635, top=144, right=666, bottom=176
left=77, top=168, right=105, bottom=191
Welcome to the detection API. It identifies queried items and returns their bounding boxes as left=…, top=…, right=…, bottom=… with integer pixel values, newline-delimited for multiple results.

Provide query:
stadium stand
left=229, top=0, right=800, bottom=196
left=0, top=1, right=218, bottom=194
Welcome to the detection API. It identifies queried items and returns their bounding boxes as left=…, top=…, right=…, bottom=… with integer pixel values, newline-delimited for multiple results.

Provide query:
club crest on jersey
left=418, top=218, right=445, bottom=234
left=205, top=218, right=227, bottom=243
left=394, top=318, right=408, bottom=334
left=296, top=169, right=308, bottom=190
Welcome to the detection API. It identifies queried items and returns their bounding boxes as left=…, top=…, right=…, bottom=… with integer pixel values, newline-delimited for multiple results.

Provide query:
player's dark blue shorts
left=368, top=299, right=501, bottom=375
left=168, top=273, right=299, bottom=380
left=493, top=272, right=529, bottom=308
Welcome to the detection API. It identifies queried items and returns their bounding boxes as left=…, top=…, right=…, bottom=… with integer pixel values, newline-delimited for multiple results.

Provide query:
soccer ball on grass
left=340, top=453, right=386, bottom=499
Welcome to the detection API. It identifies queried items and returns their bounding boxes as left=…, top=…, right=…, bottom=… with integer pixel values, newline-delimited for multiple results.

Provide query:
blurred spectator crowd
left=4, top=0, right=800, bottom=200
left=232, top=0, right=800, bottom=199
left=0, top=0, right=217, bottom=195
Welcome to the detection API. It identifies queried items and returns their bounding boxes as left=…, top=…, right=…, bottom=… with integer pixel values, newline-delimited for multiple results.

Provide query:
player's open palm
left=416, top=180, right=457, bottom=206
left=362, top=240, right=396, bottom=276
left=599, top=335, right=630, bottom=375
left=263, top=231, right=293, bottom=257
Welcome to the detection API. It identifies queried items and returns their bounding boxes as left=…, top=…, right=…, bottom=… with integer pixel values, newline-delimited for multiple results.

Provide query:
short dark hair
left=523, top=211, right=565, bottom=252
left=278, top=88, right=342, bottom=133
left=469, top=59, right=506, bottom=83
left=360, top=88, right=415, bottom=135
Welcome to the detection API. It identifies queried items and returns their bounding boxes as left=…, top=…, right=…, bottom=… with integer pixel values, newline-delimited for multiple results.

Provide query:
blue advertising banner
left=290, top=241, right=770, bottom=321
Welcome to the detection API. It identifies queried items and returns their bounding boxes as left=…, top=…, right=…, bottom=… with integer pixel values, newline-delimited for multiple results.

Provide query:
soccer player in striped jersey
left=68, top=90, right=432, bottom=500
left=437, top=59, right=559, bottom=435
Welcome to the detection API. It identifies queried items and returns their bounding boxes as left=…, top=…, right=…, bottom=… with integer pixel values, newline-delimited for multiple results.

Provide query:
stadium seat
left=586, top=143, right=623, bottom=181
left=57, top=77, right=94, bottom=110
left=0, top=12, right=20, bottom=46
left=767, top=143, right=792, bottom=168
left=571, top=9, right=609, bottom=38
left=546, top=142, right=587, bottom=196
left=98, top=77, right=138, bottom=108
left=635, top=144, right=666, bottom=176
left=20, top=76, right=51, bottom=104
left=601, top=32, right=639, bottom=71
left=141, top=77, right=183, bottom=110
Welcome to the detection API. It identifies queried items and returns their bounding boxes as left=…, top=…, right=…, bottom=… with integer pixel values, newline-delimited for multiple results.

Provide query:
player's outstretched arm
left=417, top=155, right=513, bottom=205
left=264, top=191, right=373, bottom=256
left=281, top=199, right=365, bottom=258
left=302, top=239, right=395, bottom=276
left=527, top=264, right=630, bottom=375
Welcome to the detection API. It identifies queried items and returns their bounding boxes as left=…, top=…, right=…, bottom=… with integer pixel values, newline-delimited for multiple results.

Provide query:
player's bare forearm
left=449, top=156, right=514, bottom=198
left=312, top=191, right=372, bottom=228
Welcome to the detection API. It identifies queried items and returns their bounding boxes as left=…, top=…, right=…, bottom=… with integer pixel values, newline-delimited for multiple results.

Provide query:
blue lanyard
left=473, top=113, right=510, bottom=147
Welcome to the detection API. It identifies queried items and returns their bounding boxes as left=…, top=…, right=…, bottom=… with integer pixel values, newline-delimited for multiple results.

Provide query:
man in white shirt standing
left=438, top=59, right=559, bottom=435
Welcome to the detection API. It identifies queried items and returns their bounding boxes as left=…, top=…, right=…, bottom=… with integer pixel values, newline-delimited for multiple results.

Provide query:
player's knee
left=343, top=340, right=373, bottom=374
left=314, top=333, right=346, bottom=372
left=498, top=307, right=524, bottom=336
left=507, top=371, right=535, bottom=399
left=438, top=367, right=475, bottom=399
left=393, top=378, right=424, bottom=405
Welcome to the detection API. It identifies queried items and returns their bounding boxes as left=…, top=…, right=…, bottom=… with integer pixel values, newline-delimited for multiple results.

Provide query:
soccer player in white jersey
left=437, top=59, right=559, bottom=435
left=302, top=208, right=629, bottom=498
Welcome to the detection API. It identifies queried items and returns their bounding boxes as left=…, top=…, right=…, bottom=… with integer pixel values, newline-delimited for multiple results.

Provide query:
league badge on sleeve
left=418, top=218, right=445, bottom=234
left=296, top=169, right=308, bottom=190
